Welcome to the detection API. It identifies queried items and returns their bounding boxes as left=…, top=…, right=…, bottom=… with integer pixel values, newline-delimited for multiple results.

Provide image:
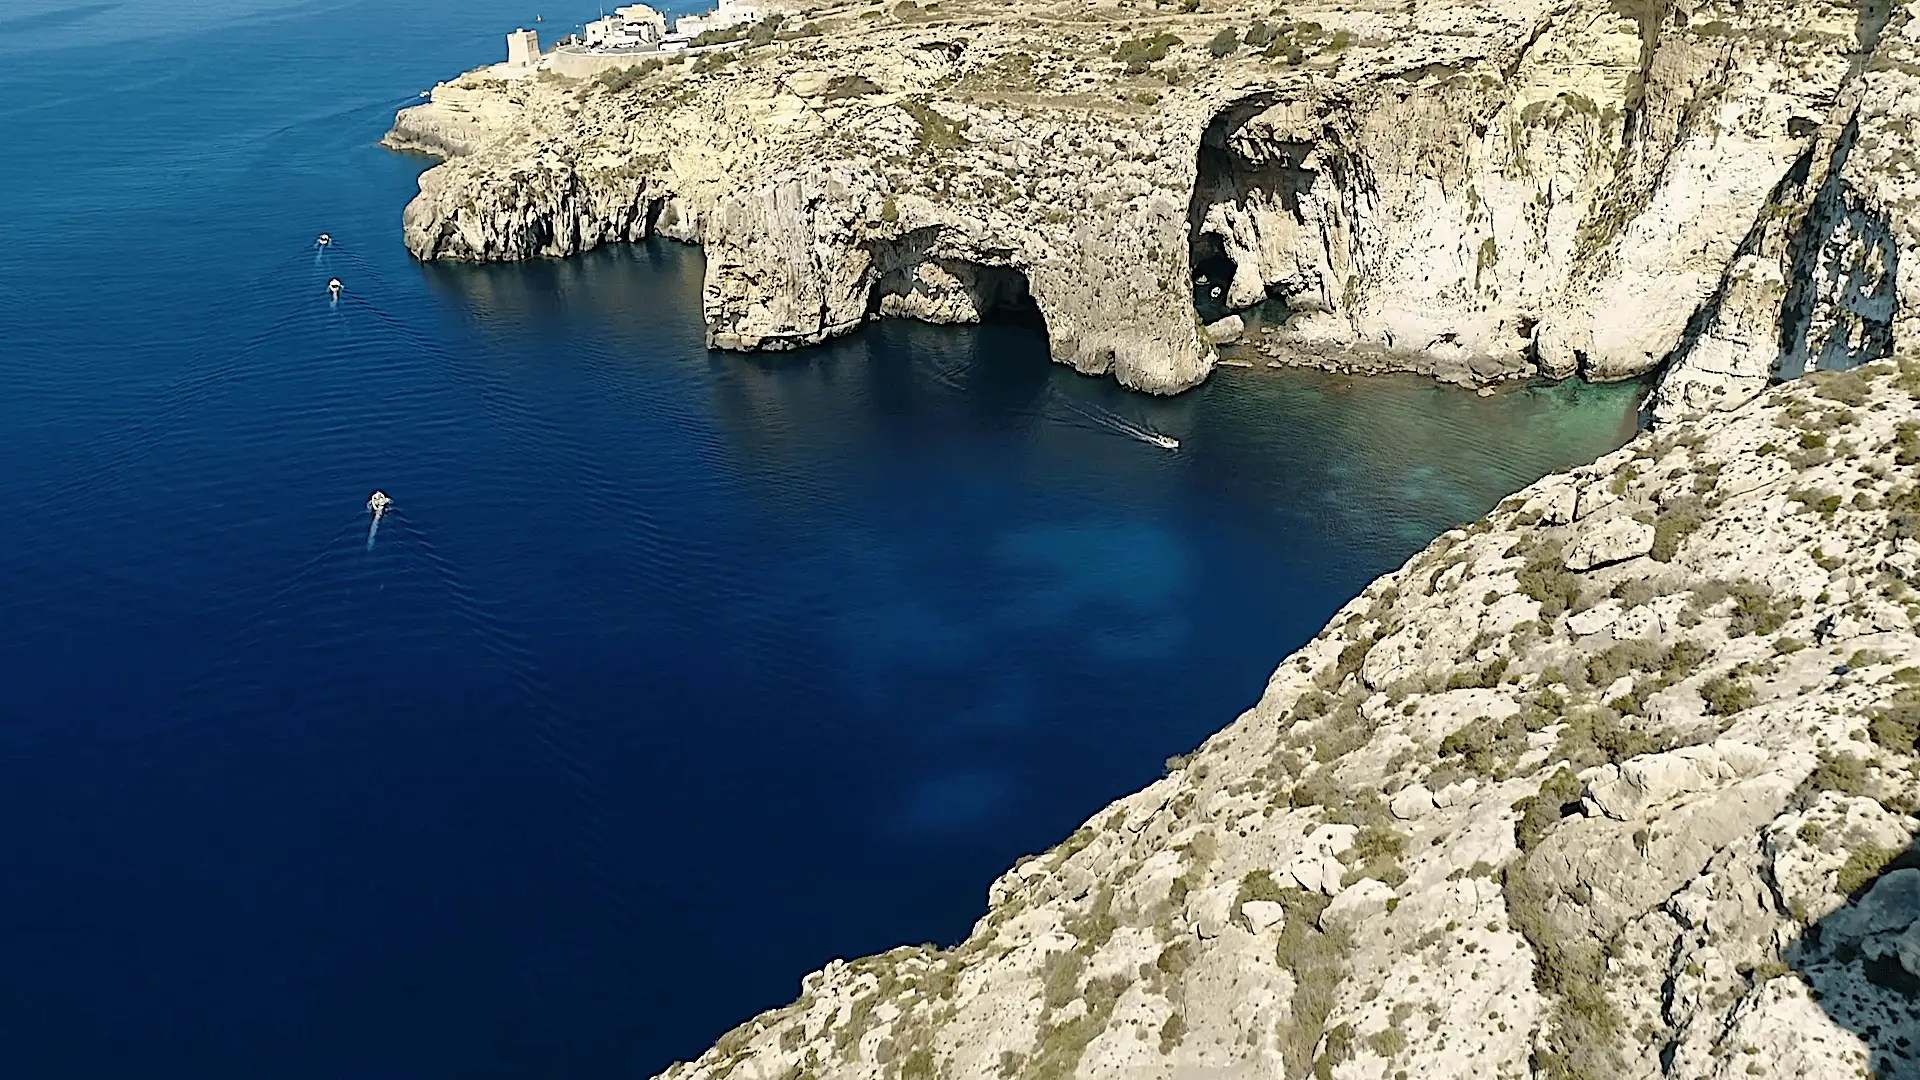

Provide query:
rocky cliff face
left=655, top=355, right=1920, bottom=1080
left=390, top=0, right=1917, bottom=402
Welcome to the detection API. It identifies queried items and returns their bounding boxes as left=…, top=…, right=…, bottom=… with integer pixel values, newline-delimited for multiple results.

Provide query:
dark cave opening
left=867, top=255, right=1048, bottom=333
left=1186, top=94, right=1314, bottom=329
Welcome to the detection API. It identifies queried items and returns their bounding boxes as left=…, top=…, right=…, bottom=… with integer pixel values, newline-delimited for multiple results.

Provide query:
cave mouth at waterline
left=868, top=256, right=1049, bottom=334
left=1186, top=94, right=1323, bottom=331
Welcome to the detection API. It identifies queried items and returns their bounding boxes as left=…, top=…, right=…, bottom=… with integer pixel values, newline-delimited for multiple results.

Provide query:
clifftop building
left=674, top=0, right=764, bottom=39
left=505, top=28, right=540, bottom=67
left=583, top=4, right=667, bottom=49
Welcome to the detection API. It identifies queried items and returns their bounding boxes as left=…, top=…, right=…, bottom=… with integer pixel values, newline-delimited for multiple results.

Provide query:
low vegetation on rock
left=648, top=351, right=1920, bottom=1078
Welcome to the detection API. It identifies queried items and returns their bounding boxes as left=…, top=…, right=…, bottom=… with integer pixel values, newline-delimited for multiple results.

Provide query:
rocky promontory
left=389, top=0, right=1917, bottom=405
left=656, top=355, right=1920, bottom=1080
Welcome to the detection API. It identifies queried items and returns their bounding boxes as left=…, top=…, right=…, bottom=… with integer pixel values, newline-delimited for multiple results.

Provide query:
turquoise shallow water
left=0, top=2, right=1643, bottom=1076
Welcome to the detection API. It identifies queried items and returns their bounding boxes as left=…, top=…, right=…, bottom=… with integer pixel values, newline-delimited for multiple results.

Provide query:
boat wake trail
left=1055, top=395, right=1180, bottom=451
left=366, top=490, right=390, bottom=550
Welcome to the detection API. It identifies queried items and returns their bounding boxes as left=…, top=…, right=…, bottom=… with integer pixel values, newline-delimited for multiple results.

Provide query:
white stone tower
left=506, top=28, right=540, bottom=68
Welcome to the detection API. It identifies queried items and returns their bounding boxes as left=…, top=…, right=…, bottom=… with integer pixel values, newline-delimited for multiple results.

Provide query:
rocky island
left=386, top=1, right=1920, bottom=1076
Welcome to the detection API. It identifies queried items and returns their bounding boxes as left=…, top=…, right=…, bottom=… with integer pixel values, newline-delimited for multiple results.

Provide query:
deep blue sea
left=0, top=3, right=1643, bottom=1077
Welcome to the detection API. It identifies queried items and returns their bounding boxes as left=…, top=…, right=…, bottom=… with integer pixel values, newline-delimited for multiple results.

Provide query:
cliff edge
left=660, top=355, right=1920, bottom=1079
left=389, top=0, right=1918, bottom=403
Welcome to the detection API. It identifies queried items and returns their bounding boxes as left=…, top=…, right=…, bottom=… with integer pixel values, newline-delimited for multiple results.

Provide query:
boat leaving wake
left=1058, top=397, right=1179, bottom=451
left=366, top=490, right=390, bottom=550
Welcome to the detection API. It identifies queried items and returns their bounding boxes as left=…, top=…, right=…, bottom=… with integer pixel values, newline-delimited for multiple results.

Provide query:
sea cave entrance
left=1187, top=94, right=1326, bottom=330
left=867, top=249, right=1048, bottom=334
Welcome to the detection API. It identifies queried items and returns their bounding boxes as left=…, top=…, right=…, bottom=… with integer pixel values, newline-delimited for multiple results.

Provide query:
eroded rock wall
left=389, top=0, right=1917, bottom=398
left=656, top=355, right=1920, bottom=1080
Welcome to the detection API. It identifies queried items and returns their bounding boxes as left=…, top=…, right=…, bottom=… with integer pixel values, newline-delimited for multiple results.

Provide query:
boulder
left=1241, top=899, right=1287, bottom=935
left=1204, top=314, right=1245, bottom=345
left=1391, top=784, right=1435, bottom=820
left=1319, top=879, right=1395, bottom=934
left=1563, top=516, right=1655, bottom=571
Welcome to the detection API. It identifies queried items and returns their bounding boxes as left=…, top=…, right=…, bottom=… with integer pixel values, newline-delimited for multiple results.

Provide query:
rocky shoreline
left=655, top=354, right=1920, bottom=1080
left=389, top=0, right=1914, bottom=413
left=383, top=2, right=1920, bottom=1075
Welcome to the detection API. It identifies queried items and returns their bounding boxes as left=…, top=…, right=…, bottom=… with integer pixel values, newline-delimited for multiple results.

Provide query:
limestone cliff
left=389, top=0, right=1918, bottom=401
left=654, top=355, right=1920, bottom=1080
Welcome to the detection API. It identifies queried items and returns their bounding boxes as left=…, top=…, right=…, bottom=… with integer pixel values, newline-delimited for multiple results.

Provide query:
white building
left=583, top=4, right=667, bottom=49
left=675, top=0, right=764, bottom=39
left=615, top=4, right=668, bottom=37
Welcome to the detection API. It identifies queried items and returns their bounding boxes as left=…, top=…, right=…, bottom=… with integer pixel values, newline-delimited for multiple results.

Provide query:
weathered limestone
left=388, top=0, right=1920, bottom=400
left=645, top=357, right=1920, bottom=1080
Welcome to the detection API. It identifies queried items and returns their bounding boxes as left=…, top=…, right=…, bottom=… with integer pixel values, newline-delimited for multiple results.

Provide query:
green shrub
left=1272, top=888, right=1349, bottom=1078
left=1886, top=484, right=1920, bottom=541
left=1650, top=497, right=1703, bottom=561
left=1503, top=859, right=1624, bottom=1080
left=896, top=99, right=970, bottom=150
left=1158, top=1011, right=1187, bottom=1054
left=1234, top=869, right=1288, bottom=928
left=1801, top=752, right=1872, bottom=799
left=1244, top=19, right=1276, bottom=46
left=748, top=15, right=783, bottom=45
left=1341, top=823, right=1409, bottom=887
left=1584, top=640, right=1658, bottom=687
left=1513, top=766, right=1583, bottom=851
left=1835, top=843, right=1897, bottom=897
left=1869, top=697, right=1920, bottom=752
left=691, top=23, right=750, bottom=46
left=1556, top=707, right=1670, bottom=768
left=1366, top=1025, right=1407, bottom=1058
left=1207, top=28, right=1240, bottom=56
left=1811, top=369, right=1870, bottom=406
left=1447, top=655, right=1510, bottom=690
left=1519, top=541, right=1582, bottom=619
left=1894, top=422, right=1919, bottom=466
left=1699, top=675, right=1756, bottom=716
left=1701, top=581, right=1795, bottom=636
left=1114, top=32, right=1182, bottom=72
left=1440, top=712, right=1528, bottom=776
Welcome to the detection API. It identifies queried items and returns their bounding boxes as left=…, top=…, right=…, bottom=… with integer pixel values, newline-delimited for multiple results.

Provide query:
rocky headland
left=389, top=0, right=1916, bottom=409
left=385, top=2, right=1920, bottom=1076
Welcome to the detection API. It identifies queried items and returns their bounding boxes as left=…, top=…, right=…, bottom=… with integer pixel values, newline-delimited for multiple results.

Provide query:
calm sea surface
left=0, top=3, right=1643, bottom=1076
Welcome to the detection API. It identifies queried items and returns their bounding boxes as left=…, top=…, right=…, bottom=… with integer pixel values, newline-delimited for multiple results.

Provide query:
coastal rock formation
left=389, top=0, right=1919, bottom=398
left=656, top=356, right=1920, bottom=1079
